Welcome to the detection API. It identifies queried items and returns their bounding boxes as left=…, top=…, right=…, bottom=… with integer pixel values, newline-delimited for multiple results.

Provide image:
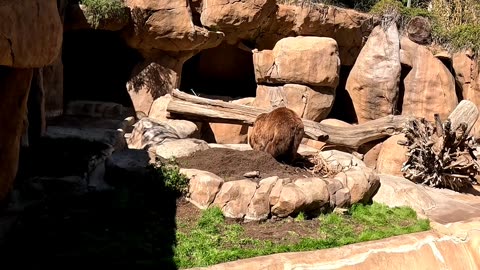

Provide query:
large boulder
left=200, top=0, right=277, bottom=44
left=207, top=97, right=254, bottom=144
left=104, top=149, right=151, bottom=186
left=294, top=178, right=329, bottom=212
left=373, top=175, right=436, bottom=217
left=127, top=118, right=180, bottom=149
left=346, top=23, right=401, bottom=123
left=400, top=37, right=458, bottom=121
left=181, top=169, right=224, bottom=209
left=245, top=176, right=279, bottom=221
left=127, top=59, right=181, bottom=115
left=271, top=183, right=306, bottom=217
left=253, top=84, right=335, bottom=122
left=155, top=138, right=210, bottom=159
left=253, top=37, right=341, bottom=88
left=452, top=50, right=480, bottom=138
left=344, top=167, right=378, bottom=204
left=376, top=134, right=408, bottom=177
left=213, top=179, right=258, bottom=219
left=148, top=94, right=173, bottom=121
left=0, top=0, right=63, bottom=202
left=0, top=68, right=33, bottom=201
left=374, top=174, right=480, bottom=223
left=257, top=4, right=378, bottom=66
left=406, top=16, right=432, bottom=45
left=123, top=0, right=223, bottom=53
left=0, top=0, right=63, bottom=67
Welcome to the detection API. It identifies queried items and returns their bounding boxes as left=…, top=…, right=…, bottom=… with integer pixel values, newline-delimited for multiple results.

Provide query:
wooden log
left=166, top=89, right=411, bottom=148
left=447, top=99, right=479, bottom=136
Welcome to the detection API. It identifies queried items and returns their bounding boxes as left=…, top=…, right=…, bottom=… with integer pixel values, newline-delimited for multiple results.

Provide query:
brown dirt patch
left=175, top=148, right=315, bottom=181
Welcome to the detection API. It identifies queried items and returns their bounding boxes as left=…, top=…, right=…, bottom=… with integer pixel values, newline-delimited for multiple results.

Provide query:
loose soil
left=176, top=148, right=315, bottom=181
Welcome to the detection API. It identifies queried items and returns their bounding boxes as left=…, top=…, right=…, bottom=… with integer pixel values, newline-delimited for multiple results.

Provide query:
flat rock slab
left=374, top=174, right=480, bottom=224
left=45, top=126, right=125, bottom=150
left=47, top=116, right=133, bottom=131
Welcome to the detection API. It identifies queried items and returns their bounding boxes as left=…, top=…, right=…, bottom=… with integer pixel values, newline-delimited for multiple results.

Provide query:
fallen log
left=166, top=89, right=412, bottom=148
left=398, top=101, right=480, bottom=191
left=166, top=89, right=327, bottom=140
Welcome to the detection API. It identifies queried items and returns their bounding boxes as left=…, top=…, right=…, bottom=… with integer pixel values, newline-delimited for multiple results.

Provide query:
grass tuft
left=80, top=0, right=128, bottom=29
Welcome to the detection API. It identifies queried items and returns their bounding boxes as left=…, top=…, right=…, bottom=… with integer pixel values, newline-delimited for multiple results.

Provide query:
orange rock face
left=0, top=0, right=63, bottom=202
left=346, top=24, right=401, bottom=123
left=0, top=0, right=62, bottom=67
left=400, top=37, right=458, bottom=121
left=0, top=68, right=33, bottom=201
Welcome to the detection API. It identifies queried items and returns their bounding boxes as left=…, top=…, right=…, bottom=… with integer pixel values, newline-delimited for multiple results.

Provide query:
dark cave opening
left=179, top=43, right=257, bottom=99
left=327, top=65, right=358, bottom=124
left=397, top=64, right=412, bottom=115
left=62, top=29, right=142, bottom=109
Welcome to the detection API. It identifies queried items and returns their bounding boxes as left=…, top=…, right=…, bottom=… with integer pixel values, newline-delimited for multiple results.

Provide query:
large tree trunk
left=166, top=89, right=412, bottom=148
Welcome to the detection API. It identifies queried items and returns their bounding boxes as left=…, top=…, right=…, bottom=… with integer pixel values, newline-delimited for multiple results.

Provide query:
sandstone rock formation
left=346, top=23, right=401, bottom=123
left=200, top=0, right=277, bottom=44
left=253, top=37, right=340, bottom=88
left=128, top=117, right=203, bottom=159
left=0, top=0, right=63, bottom=202
left=245, top=176, right=279, bottom=221
left=0, top=68, right=34, bottom=201
left=123, top=0, right=224, bottom=53
left=252, top=36, right=340, bottom=123
left=127, top=60, right=182, bottom=115
left=0, top=0, right=63, bottom=67
left=452, top=50, right=480, bottom=138
left=257, top=4, right=378, bottom=65
left=374, top=174, right=480, bottom=224
left=400, top=37, right=458, bottom=121
left=253, top=84, right=335, bottom=122
left=181, top=168, right=225, bottom=209
left=127, top=118, right=181, bottom=149
left=155, top=138, right=210, bottom=159
left=376, top=134, right=408, bottom=177
left=148, top=94, right=173, bottom=121
left=271, top=183, right=307, bottom=217
left=207, top=97, right=254, bottom=144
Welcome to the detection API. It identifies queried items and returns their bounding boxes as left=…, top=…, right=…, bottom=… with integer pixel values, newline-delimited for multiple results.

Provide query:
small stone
left=243, top=171, right=260, bottom=178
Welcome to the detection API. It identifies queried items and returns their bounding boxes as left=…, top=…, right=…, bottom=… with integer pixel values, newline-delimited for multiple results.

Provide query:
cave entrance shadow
left=1, top=142, right=179, bottom=269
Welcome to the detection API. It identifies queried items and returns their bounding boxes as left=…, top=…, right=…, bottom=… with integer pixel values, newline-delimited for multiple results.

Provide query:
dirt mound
left=175, top=148, right=314, bottom=181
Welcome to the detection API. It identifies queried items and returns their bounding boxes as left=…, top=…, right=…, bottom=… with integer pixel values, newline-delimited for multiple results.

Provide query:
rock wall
left=0, top=0, right=63, bottom=202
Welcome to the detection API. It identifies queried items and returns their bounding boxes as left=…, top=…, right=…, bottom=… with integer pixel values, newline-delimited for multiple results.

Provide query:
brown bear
left=249, top=107, right=304, bottom=163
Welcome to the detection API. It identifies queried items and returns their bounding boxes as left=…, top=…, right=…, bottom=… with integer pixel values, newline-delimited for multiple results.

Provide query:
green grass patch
left=149, top=157, right=190, bottom=195
left=174, top=203, right=430, bottom=269
left=80, top=0, right=128, bottom=28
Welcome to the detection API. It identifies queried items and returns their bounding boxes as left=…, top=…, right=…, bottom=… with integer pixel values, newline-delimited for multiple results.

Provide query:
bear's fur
left=249, top=107, right=304, bottom=163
